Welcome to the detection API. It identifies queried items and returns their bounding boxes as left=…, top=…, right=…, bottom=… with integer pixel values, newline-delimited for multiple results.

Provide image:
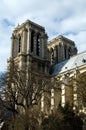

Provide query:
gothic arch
left=31, top=30, right=35, bottom=52
left=36, top=33, right=41, bottom=56
left=68, top=47, right=72, bottom=58
left=51, top=48, right=54, bottom=64
left=64, top=45, right=67, bottom=59
left=18, top=34, right=21, bottom=53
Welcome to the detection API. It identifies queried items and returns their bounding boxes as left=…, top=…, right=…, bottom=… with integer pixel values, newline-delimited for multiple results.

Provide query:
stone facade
left=9, top=20, right=50, bottom=75
left=48, top=35, right=77, bottom=64
left=8, top=19, right=86, bottom=113
left=9, top=20, right=77, bottom=74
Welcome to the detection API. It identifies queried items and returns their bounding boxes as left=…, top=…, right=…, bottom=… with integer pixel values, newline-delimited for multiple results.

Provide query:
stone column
left=54, top=47, right=57, bottom=63
left=43, top=33, right=48, bottom=59
left=60, top=43, right=64, bottom=61
left=58, top=44, right=62, bottom=62
left=56, top=46, right=58, bottom=63
left=61, top=76, right=67, bottom=107
left=73, top=70, right=78, bottom=109
left=22, top=28, right=27, bottom=54
left=41, top=34, right=45, bottom=58
left=11, top=34, right=14, bottom=58
left=11, top=34, right=19, bottom=58
left=51, top=89, right=54, bottom=110
left=41, top=93, right=44, bottom=112
left=61, top=83, right=65, bottom=107
left=13, top=37, right=18, bottom=57
left=27, top=28, right=31, bottom=54
left=62, top=45, right=65, bottom=60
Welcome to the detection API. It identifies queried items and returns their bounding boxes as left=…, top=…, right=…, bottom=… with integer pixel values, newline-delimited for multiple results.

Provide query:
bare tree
left=0, top=59, right=63, bottom=130
left=5, top=59, right=55, bottom=130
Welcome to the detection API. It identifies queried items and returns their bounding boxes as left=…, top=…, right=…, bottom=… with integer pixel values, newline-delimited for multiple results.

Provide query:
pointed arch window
left=31, top=31, right=34, bottom=52
left=56, top=46, right=58, bottom=63
left=36, top=34, right=40, bottom=56
left=18, top=36, right=21, bottom=53
left=51, top=48, right=54, bottom=64
left=64, top=46, right=67, bottom=59
left=68, top=48, right=71, bottom=58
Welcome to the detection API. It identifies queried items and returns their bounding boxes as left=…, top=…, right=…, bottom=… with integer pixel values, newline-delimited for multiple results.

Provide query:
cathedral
left=8, top=19, right=86, bottom=113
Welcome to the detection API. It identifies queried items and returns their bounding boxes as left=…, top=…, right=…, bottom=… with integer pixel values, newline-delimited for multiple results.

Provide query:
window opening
left=64, top=46, right=67, bottom=59
left=68, top=48, right=71, bottom=58
left=18, top=37, right=21, bottom=53
left=36, top=34, right=40, bottom=56
left=31, top=31, right=34, bottom=52
left=51, top=48, right=54, bottom=64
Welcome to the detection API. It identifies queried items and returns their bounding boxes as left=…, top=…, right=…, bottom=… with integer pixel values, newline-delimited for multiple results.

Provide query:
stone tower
left=9, top=20, right=50, bottom=74
left=48, top=35, right=77, bottom=65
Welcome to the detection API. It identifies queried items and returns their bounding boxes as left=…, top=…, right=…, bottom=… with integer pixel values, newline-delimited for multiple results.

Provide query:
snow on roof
left=51, top=51, right=86, bottom=76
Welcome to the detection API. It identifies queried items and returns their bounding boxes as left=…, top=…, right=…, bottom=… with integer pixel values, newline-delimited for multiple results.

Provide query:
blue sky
left=1, top=0, right=86, bottom=72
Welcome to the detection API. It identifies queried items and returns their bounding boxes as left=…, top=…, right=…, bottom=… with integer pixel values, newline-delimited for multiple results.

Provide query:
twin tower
left=9, top=20, right=77, bottom=74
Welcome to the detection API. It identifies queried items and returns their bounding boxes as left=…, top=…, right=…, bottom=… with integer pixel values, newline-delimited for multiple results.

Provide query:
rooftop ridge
left=14, top=19, right=45, bottom=31
left=49, top=35, right=74, bottom=44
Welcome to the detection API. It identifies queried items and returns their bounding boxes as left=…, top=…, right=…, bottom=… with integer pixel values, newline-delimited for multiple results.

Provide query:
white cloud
left=0, top=0, right=86, bottom=71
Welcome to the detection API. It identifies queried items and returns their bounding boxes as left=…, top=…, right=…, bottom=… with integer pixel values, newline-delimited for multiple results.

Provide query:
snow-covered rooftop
left=51, top=51, right=86, bottom=76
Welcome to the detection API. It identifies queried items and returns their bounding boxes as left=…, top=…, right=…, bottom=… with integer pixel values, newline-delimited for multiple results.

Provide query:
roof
left=48, top=35, right=75, bottom=46
left=14, top=19, right=45, bottom=31
left=51, top=51, right=86, bottom=76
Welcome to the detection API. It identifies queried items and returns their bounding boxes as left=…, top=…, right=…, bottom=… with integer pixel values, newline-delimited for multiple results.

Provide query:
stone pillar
left=62, top=45, right=65, bottom=60
left=61, top=76, right=67, bottom=107
left=11, top=34, right=14, bottom=58
left=56, top=46, right=58, bottom=63
left=61, top=83, right=65, bottom=107
left=44, top=33, right=48, bottom=59
left=54, top=47, right=57, bottom=63
left=13, top=37, right=19, bottom=57
left=27, top=28, right=31, bottom=54
left=51, top=89, right=54, bottom=110
left=40, top=35, right=43, bottom=58
left=58, top=44, right=62, bottom=63
left=73, top=70, right=78, bottom=109
left=41, top=93, right=44, bottom=112
left=22, top=28, right=27, bottom=54
left=60, top=43, right=64, bottom=62
left=11, top=34, right=19, bottom=58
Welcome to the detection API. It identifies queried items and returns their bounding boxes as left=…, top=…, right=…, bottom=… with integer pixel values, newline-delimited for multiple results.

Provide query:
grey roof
left=52, top=51, right=86, bottom=76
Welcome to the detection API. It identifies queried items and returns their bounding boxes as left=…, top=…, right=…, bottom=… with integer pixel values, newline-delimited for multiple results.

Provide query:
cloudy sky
left=0, top=0, right=86, bottom=72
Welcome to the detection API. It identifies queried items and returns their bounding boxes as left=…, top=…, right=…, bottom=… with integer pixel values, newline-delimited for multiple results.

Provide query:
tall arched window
left=68, top=48, right=71, bottom=58
left=51, top=48, right=54, bottom=64
left=56, top=46, right=58, bottom=63
left=36, top=34, right=40, bottom=56
left=18, top=36, right=21, bottom=53
left=31, top=31, right=34, bottom=52
left=64, top=46, right=67, bottom=59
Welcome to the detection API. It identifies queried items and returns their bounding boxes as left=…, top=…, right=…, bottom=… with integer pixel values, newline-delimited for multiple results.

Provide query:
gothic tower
left=9, top=20, right=50, bottom=74
left=48, top=35, right=77, bottom=65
